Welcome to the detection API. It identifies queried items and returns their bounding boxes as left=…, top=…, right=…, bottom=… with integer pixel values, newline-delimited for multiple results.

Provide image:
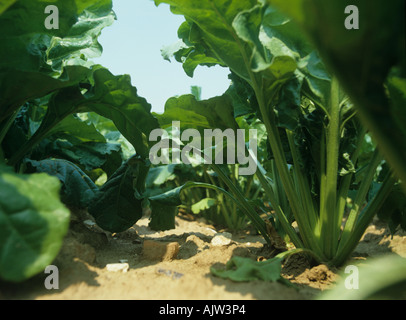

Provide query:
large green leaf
left=88, top=156, right=149, bottom=233
left=0, top=167, right=70, bottom=283
left=0, top=0, right=114, bottom=122
left=0, top=0, right=113, bottom=71
left=270, top=0, right=406, bottom=187
left=0, top=66, right=91, bottom=124
left=82, top=68, right=160, bottom=159
left=319, top=254, right=406, bottom=300
left=155, top=0, right=335, bottom=138
left=161, top=24, right=224, bottom=78
left=156, top=94, right=238, bottom=133
left=25, top=159, right=99, bottom=209
left=7, top=67, right=159, bottom=165
left=32, top=115, right=123, bottom=174
left=154, top=0, right=257, bottom=81
left=156, top=0, right=324, bottom=98
left=47, top=5, right=116, bottom=73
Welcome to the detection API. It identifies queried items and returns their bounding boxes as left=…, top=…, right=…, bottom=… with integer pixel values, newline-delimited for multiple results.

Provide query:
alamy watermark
left=344, top=265, right=359, bottom=290
left=344, top=5, right=359, bottom=30
left=148, top=121, right=258, bottom=176
left=43, top=4, right=360, bottom=31
left=44, top=5, right=59, bottom=30
left=44, top=265, right=59, bottom=290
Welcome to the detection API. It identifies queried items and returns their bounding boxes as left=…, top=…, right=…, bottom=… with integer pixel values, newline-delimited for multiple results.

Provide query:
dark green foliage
left=26, top=159, right=99, bottom=209
left=88, top=156, right=148, bottom=233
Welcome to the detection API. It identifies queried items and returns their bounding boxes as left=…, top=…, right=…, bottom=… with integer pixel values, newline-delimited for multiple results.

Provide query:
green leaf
left=82, top=112, right=136, bottom=161
left=0, top=168, right=70, bottom=282
left=0, top=0, right=114, bottom=122
left=156, top=94, right=238, bottom=133
left=7, top=67, right=159, bottom=165
left=33, top=115, right=122, bottom=173
left=225, top=72, right=259, bottom=118
left=0, top=0, right=16, bottom=16
left=146, top=164, right=177, bottom=188
left=83, top=68, right=160, bottom=159
left=154, top=0, right=257, bottom=81
left=0, top=65, right=91, bottom=125
left=25, top=159, right=99, bottom=209
left=270, top=0, right=406, bottom=188
left=148, top=181, right=239, bottom=231
left=191, top=198, right=217, bottom=214
left=148, top=202, right=178, bottom=231
left=319, top=255, right=406, bottom=300
left=211, top=256, right=283, bottom=282
left=0, top=0, right=113, bottom=72
left=88, top=156, right=148, bottom=233
left=47, top=6, right=116, bottom=73
left=233, top=4, right=298, bottom=80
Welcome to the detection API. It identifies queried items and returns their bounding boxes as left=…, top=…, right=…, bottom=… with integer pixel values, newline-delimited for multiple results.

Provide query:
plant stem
left=209, top=163, right=271, bottom=244
left=337, top=148, right=384, bottom=251
left=255, top=165, right=306, bottom=251
left=320, top=76, right=341, bottom=259
left=335, top=126, right=367, bottom=230
left=332, top=171, right=395, bottom=266
left=286, top=130, right=319, bottom=239
left=254, top=83, right=323, bottom=259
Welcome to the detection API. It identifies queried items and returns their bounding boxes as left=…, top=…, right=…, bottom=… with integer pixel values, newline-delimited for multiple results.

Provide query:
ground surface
left=1, top=211, right=406, bottom=300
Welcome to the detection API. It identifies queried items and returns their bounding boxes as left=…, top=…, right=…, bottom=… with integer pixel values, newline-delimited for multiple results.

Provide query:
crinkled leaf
left=225, top=72, right=259, bottom=118
left=0, top=168, right=70, bottom=283
left=83, top=112, right=136, bottom=161
left=47, top=7, right=116, bottom=73
left=156, top=94, right=238, bottom=133
left=25, top=159, right=99, bottom=209
left=0, top=0, right=114, bottom=121
left=153, top=94, right=240, bottom=166
left=154, top=0, right=258, bottom=81
left=0, top=0, right=113, bottom=72
left=88, top=156, right=149, bottom=233
left=83, top=68, right=160, bottom=159
left=32, top=115, right=122, bottom=173
left=161, top=34, right=222, bottom=78
left=8, top=67, right=159, bottom=165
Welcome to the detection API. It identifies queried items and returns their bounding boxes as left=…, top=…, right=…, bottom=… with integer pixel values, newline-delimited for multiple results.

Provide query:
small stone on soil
left=211, top=232, right=233, bottom=247
left=106, top=263, right=130, bottom=273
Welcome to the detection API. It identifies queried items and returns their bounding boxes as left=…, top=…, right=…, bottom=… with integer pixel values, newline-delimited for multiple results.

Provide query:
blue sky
left=94, top=0, right=231, bottom=114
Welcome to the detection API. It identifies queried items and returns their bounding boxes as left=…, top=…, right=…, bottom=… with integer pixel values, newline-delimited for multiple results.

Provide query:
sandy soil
left=1, top=210, right=406, bottom=300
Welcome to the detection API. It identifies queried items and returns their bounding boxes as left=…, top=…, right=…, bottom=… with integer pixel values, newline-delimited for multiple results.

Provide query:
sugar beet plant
left=153, top=0, right=405, bottom=268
